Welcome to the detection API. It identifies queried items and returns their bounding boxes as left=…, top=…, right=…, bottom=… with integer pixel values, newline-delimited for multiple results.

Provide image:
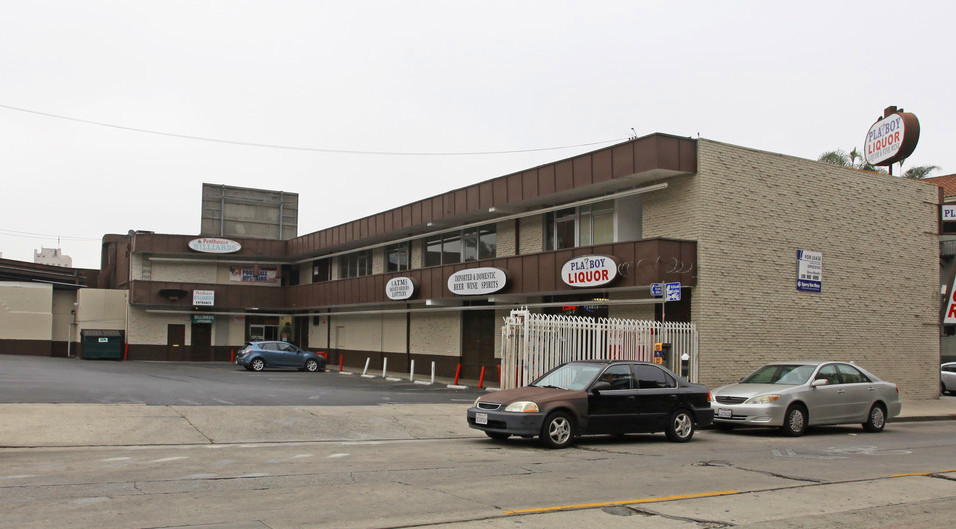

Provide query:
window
left=424, top=224, right=496, bottom=266
left=636, top=364, right=675, bottom=389
left=312, top=258, right=331, bottom=283
left=386, top=242, right=409, bottom=272
left=836, top=364, right=871, bottom=384
left=546, top=200, right=615, bottom=250
left=338, top=250, right=372, bottom=278
left=599, top=365, right=633, bottom=390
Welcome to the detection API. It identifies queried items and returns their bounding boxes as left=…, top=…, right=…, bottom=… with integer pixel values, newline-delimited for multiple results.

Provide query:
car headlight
left=746, top=394, right=781, bottom=405
left=504, top=401, right=539, bottom=413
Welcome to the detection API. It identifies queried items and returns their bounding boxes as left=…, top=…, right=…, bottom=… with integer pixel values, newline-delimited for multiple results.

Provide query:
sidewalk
left=0, top=396, right=953, bottom=449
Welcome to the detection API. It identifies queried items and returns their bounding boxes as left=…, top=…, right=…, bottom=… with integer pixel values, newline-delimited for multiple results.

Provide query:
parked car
left=942, top=362, right=956, bottom=395
left=712, top=361, right=901, bottom=436
left=235, top=341, right=327, bottom=372
left=466, top=360, right=714, bottom=448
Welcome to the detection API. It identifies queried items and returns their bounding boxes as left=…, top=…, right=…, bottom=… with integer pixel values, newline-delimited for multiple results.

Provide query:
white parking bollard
left=361, top=357, right=373, bottom=378
left=382, top=357, right=388, bottom=378
left=409, top=359, right=415, bottom=382
left=431, top=361, right=436, bottom=384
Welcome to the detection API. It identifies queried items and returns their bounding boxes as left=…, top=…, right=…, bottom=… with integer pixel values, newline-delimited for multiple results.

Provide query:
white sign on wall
left=188, top=238, right=242, bottom=254
left=193, top=289, right=215, bottom=306
left=943, top=205, right=956, bottom=222
left=944, top=274, right=956, bottom=324
left=561, top=255, right=618, bottom=288
left=447, top=267, right=507, bottom=296
left=385, top=277, right=416, bottom=300
left=796, top=250, right=822, bottom=292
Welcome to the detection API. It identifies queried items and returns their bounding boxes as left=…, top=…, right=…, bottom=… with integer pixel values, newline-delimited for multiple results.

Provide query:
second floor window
left=339, top=250, right=372, bottom=278
left=424, top=225, right=496, bottom=266
left=386, top=242, right=409, bottom=272
left=546, top=200, right=614, bottom=250
left=312, top=258, right=331, bottom=283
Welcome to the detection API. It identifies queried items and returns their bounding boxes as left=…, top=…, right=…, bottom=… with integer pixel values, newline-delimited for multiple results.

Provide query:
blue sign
left=650, top=283, right=663, bottom=297
left=665, top=282, right=681, bottom=302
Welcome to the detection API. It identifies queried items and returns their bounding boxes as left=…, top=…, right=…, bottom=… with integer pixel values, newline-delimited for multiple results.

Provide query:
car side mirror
left=811, top=378, right=829, bottom=387
left=591, top=381, right=611, bottom=394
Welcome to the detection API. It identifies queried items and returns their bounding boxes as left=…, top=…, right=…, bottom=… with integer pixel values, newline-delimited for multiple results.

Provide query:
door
left=803, top=364, right=847, bottom=423
left=190, top=322, right=212, bottom=361
left=587, top=364, right=637, bottom=434
left=461, top=309, right=495, bottom=380
left=836, top=363, right=876, bottom=420
left=633, top=364, right=680, bottom=431
left=166, top=324, right=185, bottom=361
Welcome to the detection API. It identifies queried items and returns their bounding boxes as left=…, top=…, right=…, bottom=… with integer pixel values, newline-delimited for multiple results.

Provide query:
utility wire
left=0, top=228, right=100, bottom=241
left=0, top=103, right=627, bottom=156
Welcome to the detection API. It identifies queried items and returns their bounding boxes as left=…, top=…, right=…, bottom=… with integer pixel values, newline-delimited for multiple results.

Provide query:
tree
left=817, top=148, right=887, bottom=173
left=901, top=165, right=941, bottom=180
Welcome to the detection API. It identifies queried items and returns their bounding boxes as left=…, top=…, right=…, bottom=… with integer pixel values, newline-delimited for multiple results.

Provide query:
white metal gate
left=499, top=309, right=699, bottom=390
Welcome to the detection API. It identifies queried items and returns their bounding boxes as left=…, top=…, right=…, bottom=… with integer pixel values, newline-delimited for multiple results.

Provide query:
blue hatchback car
left=236, top=341, right=327, bottom=372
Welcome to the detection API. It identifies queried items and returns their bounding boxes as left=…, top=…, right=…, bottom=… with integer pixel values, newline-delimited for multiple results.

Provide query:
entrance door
left=167, top=324, right=185, bottom=361
left=191, top=323, right=212, bottom=361
left=461, top=310, right=495, bottom=380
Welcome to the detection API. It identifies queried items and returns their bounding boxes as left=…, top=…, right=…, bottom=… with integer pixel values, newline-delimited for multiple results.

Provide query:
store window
left=546, top=200, right=615, bottom=250
left=425, top=224, right=496, bottom=266
left=338, top=250, right=372, bottom=278
left=387, top=242, right=409, bottom=272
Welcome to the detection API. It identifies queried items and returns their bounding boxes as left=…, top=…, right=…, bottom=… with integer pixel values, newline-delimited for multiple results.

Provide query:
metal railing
left=499, top=309, right=698, bottom=389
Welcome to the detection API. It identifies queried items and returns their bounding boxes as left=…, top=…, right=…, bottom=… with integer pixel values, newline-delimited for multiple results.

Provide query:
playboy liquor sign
left=561, top=255, right=619, bottom=287
left=864, top=106, right=920, bottom=167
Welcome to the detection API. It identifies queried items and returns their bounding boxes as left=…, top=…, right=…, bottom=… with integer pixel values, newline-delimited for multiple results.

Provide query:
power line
left=0, top=228, right=100, bottom=241
left=0, top=102, right=627, bottom=156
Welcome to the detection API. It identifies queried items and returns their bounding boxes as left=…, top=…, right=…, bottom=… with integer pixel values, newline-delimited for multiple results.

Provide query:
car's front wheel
left=304, top=359, right=319, bottom=372
left=539, top=411, right=575, bottom=449
left=665, top=409, right=695, bottom=442
left=780, top=404, right=807, bottom=436
left=250, top=358, right=265, bottom=372
left=862, top=403, right=887, bottom=433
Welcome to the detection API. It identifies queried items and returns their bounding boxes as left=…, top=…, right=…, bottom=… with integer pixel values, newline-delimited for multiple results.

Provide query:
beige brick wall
left=75, top=289, right=127, bottom=336
left=496, top=220, right=516, bottom=257
left=151, top=260, right=218, bottom=283
left=519, top=215, right=545, bottom=255
left=409, top=311, right=461, bottom=357
left=670, top=140, right=939, bottom=398
left=128, top=307, right=190, bottom=346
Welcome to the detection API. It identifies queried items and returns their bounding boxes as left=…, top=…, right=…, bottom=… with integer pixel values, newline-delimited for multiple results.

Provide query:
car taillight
left=895, top=384, right=899, bottom=394
left=707, top=391, right=713, bottom=402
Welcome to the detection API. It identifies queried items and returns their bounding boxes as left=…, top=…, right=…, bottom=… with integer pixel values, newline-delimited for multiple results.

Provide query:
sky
left=1, top=1, right=953, bottom=269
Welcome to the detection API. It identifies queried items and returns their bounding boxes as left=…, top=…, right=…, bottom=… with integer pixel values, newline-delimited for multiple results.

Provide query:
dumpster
left=81, top=330, right=124, bottom=360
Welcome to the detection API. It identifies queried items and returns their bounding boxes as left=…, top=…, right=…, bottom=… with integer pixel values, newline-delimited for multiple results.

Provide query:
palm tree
left=901, top=165, right=940, bottom=180
left=817, top=148, right=888, bottom=173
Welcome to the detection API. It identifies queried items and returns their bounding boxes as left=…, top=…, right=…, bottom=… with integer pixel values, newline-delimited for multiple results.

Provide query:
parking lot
left=0, top=354, right=484, bottom=406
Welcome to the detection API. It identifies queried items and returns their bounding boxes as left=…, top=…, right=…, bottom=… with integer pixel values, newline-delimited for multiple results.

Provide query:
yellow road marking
left=891, top=469, right=956, bottom=477
left=503, top=490, right=741, bottom=515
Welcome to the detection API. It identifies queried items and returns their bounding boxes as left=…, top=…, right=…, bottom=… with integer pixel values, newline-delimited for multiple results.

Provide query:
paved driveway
left=0, top=354, right=483, bottom=406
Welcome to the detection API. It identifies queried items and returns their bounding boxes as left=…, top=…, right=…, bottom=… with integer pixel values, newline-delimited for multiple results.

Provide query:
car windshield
left=741, top=364, right=816, bottom=385
left=531, top=363, right=603, bottom=391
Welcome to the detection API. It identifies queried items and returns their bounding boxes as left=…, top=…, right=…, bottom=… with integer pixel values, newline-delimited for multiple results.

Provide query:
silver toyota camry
left=711, top=361, right=901, bottom=436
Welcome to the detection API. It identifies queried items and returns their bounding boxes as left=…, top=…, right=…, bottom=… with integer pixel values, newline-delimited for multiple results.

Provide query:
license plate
left=476, top=412, right=488, bottom=425
left=717, top=408, right=732, bottom=418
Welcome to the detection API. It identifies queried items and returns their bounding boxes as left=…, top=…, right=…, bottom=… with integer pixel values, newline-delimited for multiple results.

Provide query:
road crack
left=695, top=459, right=825, bottom=483
left=168, top=405, right=213, bottom=444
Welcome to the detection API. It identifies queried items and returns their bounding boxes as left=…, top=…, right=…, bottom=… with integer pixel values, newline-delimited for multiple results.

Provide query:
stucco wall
left=671, top=140, right=939, bottom=398
left=328, top=313, right=406, bottom=353
left=409, top=311, right=461, bottom=357
left=0, top=282, right=52, bottom=340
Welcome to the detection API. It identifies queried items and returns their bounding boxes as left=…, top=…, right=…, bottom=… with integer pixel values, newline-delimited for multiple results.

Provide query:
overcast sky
left=2, top=1, right=952, bottom=269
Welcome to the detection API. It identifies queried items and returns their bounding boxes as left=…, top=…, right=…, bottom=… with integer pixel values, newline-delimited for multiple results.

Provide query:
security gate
left=500, top=310, right=698, bottom=390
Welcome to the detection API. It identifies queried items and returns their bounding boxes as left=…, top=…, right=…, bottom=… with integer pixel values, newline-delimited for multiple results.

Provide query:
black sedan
left=467, top=360, right=714, bottom=448
left=235, top=341, right=327, bottom=372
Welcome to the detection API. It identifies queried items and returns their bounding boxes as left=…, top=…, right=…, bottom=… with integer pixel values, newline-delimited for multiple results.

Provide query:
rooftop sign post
left=863, top=106, right=920, bottom=175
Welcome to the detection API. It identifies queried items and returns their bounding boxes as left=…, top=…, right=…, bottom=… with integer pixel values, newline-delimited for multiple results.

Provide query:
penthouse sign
left=447, top=267, right=507, bottom=296
left=863, top=108, right=920, bottom=166
left=561, top=255, right=619, bottom=288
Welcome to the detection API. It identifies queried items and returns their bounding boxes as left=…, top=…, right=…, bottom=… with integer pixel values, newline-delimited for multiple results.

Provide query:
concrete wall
left=669, top=140, right=939, bottom=398
left=409, top=311, right=461, bottom=357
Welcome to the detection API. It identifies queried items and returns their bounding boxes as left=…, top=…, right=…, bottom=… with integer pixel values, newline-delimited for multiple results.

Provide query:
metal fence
left=499, top=309, right=698, bottom=390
